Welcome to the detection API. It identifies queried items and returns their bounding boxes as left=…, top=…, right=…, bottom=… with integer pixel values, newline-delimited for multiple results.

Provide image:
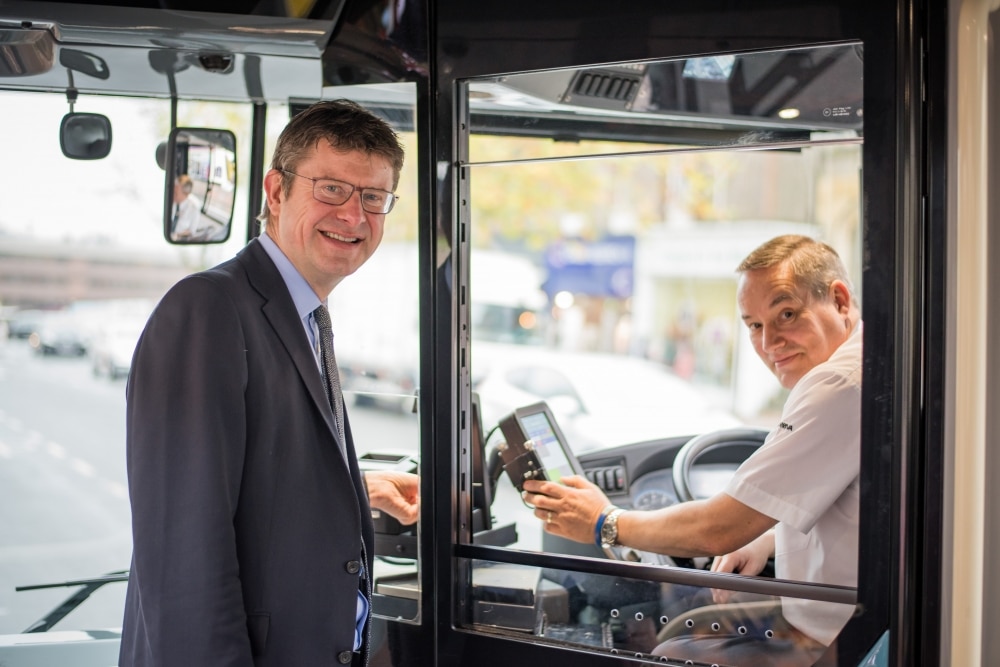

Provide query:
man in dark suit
left=120, top=100, right=420, bottom=667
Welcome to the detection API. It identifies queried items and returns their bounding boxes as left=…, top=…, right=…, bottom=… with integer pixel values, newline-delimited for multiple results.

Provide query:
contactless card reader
left=496, top=401, right=585, bottom=493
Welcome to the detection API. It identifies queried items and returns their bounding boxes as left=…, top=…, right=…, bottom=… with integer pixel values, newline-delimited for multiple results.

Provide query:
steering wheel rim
left=671, top=428, right=769, bottom=503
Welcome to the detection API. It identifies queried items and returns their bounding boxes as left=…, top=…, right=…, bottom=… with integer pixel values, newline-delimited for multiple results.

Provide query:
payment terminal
left=496, top=401, right=585, bottom=492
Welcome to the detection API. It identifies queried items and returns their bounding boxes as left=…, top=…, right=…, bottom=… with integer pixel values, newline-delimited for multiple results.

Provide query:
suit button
left=337, top=650, right=353, bottom=664
left=345, top=560, right=361, bottom=574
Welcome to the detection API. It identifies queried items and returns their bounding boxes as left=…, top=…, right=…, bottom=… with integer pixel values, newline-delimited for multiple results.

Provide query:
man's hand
left=522, top=475, right=610, bottom=545
left=364, top=471, right=419, bottom=525
left=526, top=480, right=776, bottom=558
left=709, top=529, right=775, bottom=603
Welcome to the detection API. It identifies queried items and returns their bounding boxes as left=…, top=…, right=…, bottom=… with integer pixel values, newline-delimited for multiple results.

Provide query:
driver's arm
left=617, top=491, right=776, bottom=558
left=524, top=475, right=776, bottom=558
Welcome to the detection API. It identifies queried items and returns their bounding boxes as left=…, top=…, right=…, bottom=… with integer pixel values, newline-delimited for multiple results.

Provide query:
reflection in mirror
left=59, top=48, right=110, bottom=80
left=0, top=28, right=55, bottom=77
left=164, top=128, right=236, bottom=244
left=60, top=112, right=112, bottom=160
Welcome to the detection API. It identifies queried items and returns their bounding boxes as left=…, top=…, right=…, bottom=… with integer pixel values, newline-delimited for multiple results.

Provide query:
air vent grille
left=573, top=73, right=640, bottom=101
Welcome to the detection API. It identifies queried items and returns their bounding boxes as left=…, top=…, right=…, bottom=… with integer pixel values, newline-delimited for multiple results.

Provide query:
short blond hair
left=737, top=235, right=853, bottom=300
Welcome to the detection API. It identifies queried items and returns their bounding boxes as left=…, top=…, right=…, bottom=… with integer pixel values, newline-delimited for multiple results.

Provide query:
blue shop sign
left=543, top=236, right=635, bottom=298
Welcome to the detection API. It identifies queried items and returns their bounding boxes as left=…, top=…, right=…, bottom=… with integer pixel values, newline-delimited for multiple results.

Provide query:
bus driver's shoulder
left=786, top=325, right=863, bottom=413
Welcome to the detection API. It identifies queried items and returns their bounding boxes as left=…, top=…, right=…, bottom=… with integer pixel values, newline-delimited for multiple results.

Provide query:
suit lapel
left=238, top=240, right=343, bottom=451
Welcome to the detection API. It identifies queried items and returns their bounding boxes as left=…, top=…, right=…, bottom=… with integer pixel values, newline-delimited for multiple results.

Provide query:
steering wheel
left=671, top=428, right=769, bottom=503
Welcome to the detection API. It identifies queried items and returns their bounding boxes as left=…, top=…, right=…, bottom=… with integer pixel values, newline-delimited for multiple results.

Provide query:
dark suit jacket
left=119, top=239, right=375, bottom=666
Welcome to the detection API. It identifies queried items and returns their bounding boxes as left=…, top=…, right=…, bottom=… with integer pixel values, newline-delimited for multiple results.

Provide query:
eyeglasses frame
left=279, top=168, right=398, bottom=214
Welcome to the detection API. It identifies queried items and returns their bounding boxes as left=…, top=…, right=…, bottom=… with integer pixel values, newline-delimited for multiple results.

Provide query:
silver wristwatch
left=600, top=508, right=625, bottom=549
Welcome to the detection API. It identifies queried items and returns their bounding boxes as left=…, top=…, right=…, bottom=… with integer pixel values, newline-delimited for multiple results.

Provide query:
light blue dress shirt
left=258, top=233, right=369, bottom=651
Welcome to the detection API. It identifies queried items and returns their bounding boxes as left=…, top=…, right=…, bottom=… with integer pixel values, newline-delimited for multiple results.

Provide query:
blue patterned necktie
left=313, top=305, right=346, bottom=449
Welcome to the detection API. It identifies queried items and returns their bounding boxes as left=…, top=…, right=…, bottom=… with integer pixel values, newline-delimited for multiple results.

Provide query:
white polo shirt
left=724, top=324, right=862, bottom=645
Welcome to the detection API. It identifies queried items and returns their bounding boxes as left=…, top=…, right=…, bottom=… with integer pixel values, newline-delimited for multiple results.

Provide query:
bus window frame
left=430, top=0, right=918, bottom=664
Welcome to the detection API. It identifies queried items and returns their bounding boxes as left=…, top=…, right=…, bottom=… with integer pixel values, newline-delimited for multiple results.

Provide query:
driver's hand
left=709, top=530, right=775, bottom=603
left=522, top=476, right=609, bottom=546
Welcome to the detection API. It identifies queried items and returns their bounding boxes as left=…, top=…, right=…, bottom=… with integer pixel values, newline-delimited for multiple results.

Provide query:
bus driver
left=523, top=234, right=862, bottom=665
left=169, top=174, right=204, bottom=241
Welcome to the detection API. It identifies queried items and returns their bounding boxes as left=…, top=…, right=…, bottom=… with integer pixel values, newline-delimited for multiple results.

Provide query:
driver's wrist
left=594, top=505, right=617, bottom=547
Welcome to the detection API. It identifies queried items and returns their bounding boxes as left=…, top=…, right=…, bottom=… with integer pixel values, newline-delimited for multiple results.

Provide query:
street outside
left=0, top=338, right=419, bottom=635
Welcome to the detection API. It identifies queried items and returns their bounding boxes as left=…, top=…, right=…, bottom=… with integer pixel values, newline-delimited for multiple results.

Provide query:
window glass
left=0, top=93, right=252, bottom=633
left=0, top=84, right=422, bottom=633
left=462, top=557, right=855, bottom=660
left=469, top=141, right=862, bottom=456
left=459, top=43, right=863, bottom=660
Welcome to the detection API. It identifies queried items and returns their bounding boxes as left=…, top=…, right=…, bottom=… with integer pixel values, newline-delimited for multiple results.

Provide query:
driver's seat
left=653, top=599, right=835, bottom=666
left=656, top=599, right=782, bottom=642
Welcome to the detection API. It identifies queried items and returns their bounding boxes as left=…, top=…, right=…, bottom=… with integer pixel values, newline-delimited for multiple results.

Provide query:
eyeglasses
left=280, top=169, right=398, bottom=214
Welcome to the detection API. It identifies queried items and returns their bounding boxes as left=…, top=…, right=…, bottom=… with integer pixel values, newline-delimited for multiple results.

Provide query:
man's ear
left=830, top=280, right=852, bottom=314
left=262, top=169, right=283, bottom=220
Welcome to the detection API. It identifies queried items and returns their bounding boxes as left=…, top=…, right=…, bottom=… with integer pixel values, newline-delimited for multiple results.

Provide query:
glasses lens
left=312, top=179, right=352, bottom=205
left=360, top=189, right=395, bottom=214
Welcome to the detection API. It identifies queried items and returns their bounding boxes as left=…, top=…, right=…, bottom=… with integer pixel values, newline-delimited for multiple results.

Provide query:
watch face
left=601, top=516, right=617, bottom=544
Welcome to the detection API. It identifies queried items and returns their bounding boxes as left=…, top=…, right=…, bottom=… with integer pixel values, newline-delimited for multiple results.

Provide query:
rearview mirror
left=60, top=112, right=112, bottom=160
left=163, top=127, right=237, bottom=244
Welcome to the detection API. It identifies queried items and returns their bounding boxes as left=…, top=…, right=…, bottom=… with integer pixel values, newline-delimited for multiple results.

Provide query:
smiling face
left=263, top=141, right=393, bottom=299
left=737, top=262, right=855, bottom=389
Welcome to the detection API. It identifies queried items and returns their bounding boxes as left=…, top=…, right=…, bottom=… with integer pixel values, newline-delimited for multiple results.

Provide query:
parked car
left=473, top=343, right=742, bottom=453
left=91, top=319, right=144, bottom=379
left=28, top=312, right=90, bottom=356
left=6, top=309, right=47, bottom=339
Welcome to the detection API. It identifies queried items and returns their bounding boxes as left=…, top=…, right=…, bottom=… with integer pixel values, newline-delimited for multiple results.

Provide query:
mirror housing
left=60, top=112, right=112, bottom=160
left=163, top=127, right=237, bottom=244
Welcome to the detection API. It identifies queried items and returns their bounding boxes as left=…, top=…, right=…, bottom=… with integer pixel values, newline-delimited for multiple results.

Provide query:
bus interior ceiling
left=2, top=2, right=862, bottom=146
left=0, top=0, right=342, bottom=104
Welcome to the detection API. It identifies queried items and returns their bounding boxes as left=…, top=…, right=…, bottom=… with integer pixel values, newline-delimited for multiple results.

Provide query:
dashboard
left=629, top=463, right=741, bottom=510
left=540, top=433, right=764, bottom=564
left=609, top=462, right=742, bottom=566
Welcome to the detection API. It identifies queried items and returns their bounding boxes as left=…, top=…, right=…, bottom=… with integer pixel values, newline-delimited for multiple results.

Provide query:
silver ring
left=546, top=511, right=553, bottom=524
